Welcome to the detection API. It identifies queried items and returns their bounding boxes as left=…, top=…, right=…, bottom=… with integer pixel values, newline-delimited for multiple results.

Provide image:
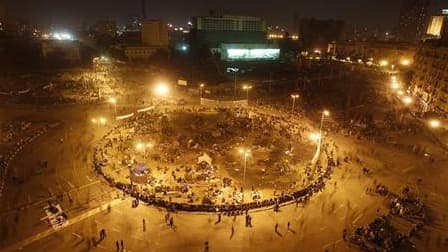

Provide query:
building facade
left=191, top=11, right=267, bottom=49
left=141, top=20, right=169, bottom=47
left=410, top=42, right=448, bottom=113
left=398, top=0, right=430, bottom=43
left=336, top=41, right=416, bottom=64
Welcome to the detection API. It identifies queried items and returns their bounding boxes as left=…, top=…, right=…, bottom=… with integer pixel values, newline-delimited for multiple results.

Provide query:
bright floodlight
left=323, top=110, right=330, bottom=116
left=238, top=148, right=251, bottom=157
left=391, top=82, right=400, bottom=90
left=309, top=133, right=321, bottom=142
left=99, top=117, right=107, bottom=125
left=397, top=90, right=404, bottom=96
left=428, top=119, right=441, bottom=129
left=400, top=59, right=411, bottom=66
left=291, top=94, right=300, bottom=99
left=108, top=97, right=117, bottom=104
left=379, top=60, right=389, bottom=67
left=91, top=118, right=98, bottom=124
left=154, top=83, right=170, bottom=97
left=242, top=85, right=252, bottom=90
left=402, top=96, right=413, bottom=105
left=199, top=83, right=205, bottom=88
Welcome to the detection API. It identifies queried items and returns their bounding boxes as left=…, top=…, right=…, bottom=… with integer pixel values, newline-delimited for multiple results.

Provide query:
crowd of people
left=0, top=122, right=52, bottom=196
left=93, top=105, right=339, bottom=212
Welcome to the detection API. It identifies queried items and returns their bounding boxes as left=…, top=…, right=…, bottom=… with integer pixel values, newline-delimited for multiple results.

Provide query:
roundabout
left=93, top=105, right=338, bottom=212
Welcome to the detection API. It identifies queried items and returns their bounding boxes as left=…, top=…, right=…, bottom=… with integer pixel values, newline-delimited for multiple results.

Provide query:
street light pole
left=239, top=148, right=251, bottom=204
left=291, top=94, right=299, bottom=111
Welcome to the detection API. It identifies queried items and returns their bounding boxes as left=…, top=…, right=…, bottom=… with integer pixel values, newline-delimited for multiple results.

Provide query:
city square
left=1, top=1, right=448, bottom=252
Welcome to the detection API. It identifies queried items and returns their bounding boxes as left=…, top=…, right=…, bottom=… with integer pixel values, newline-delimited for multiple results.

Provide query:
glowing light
left=391, top=82, right=400, bottom=90
left=402, top=96, right=413, bottom=105
left=227, top=49, right=280, bottom=60
left=291, top=94, right=300, bottom=99
left=52, top=32, right=74, bottom=41
left=428, top=119, right=441, bottom=129
left=400, top=59, right=411, bottom=66
left=238, top=148, right=251, bottom=157
left=379, top=60, right=389, bottom=67
left=154, top=83, right=170, bottom=97
left=309, top=133, right=321, bottom=142
left=108, top=97, right=117, bottom=104
left=323, top=110, right=330, bottom=116
left=397, top=90, right=404, bottom=96
left=242, top=85, right=252, bottom=90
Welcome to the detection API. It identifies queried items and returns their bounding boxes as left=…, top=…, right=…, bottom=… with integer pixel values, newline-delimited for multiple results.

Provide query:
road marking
left=71, top=232, right=82, bottom=239
left=352, top=213, right=364, bottom=224
left=66, top=181, right=75, bottom=189
left=2, top=198, right=124, bottom=252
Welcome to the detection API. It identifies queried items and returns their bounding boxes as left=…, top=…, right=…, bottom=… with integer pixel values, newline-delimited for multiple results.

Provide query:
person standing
left=115, top=241, right=119, bottom=251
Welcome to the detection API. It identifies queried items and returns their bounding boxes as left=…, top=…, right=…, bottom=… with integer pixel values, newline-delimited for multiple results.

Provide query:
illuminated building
left=141, top=20, right=169, bottom=47
left=190, top=10, right=267, bottom=48
left=336, top=41, right=416, bottom=65
left=220, top=43, right=280, bottom=61
left=398, top=0, right=430, bottom=43
left=410, top=42, right=448, bottom=113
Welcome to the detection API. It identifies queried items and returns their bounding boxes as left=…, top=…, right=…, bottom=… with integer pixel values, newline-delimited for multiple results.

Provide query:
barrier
left=116, top=113, right=134, bottom=121
left=200, top=98, right=248, bottom=107
left=137, top=106, right=155, bottom=113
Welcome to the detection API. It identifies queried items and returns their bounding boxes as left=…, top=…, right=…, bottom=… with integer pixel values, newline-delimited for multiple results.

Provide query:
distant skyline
left=3, top=0, right=447, bottom=31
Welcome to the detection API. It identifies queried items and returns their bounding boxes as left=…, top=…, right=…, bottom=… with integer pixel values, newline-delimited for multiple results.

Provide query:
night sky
left=3, top=0, right=447, bottom=30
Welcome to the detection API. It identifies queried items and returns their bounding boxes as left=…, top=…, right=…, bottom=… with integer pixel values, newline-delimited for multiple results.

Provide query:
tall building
left=191, top=11, right=267, bottom=48
left=141, top=20, right=168, bottom=47
left=398, top=0, right=430, bottom=43
left=410, top=42, right=448, bottom=113
left=0, top=0, right=7, bottom=32
left=297, top=18, right=345, bottom=51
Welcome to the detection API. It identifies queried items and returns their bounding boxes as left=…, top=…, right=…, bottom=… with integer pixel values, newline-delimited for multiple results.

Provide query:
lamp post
left=242, top=85, right=252, bottom=100
left=108, top=97, right=117, bottom=118
left=238, top=148, right=251, bottom=203
left=428, top=119, right=441, bottom=129
left=199, top=83, right=205, bottom=98
left=291, top=94, right=300, bottom=111
left=319, top=110, right=330, bottom=148
left=136, top=142, right=153, bottom=160
left=91, top=117, right=107, bottom=127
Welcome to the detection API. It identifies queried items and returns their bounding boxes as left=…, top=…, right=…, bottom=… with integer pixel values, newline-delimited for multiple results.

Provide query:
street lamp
left=108, top=97, right=117, bottom=117
left=319, top=110, right=330, bottom=144
left=91, top=117, right=107, bottom=127
left=199, top=83, right=205, bottom=98
left=242, top=85, right=252, bottom=100
left=136, top=142, right=154, bottom=160
left=291, top=94, right=300, bottom=111
left=379, top=60, right=389, bottom=67
left=402, top=96, right=413, bottom=106
left=309, top=132, right=321, bottom=142
left=428, top=119, right=441, bottom=129
left=391, top=81, right=400, bottom=90
left=154, top=83, right=170, bottom=97
left=238, top=148, right=251, bottom=203
left=400, top=59, right=411, bottom=66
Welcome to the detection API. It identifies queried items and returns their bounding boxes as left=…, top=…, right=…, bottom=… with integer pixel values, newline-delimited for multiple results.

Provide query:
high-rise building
left=410, top=41, right=448, bottom=113
left=297, top=18, right=345, bottom=51
left=141, top=20, right=169, bottom=47
left=190, top=11, right=267, bottom=48
left=0, top=0, right=7, bottom=32
left=398, top=0, right=430, bottom=43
